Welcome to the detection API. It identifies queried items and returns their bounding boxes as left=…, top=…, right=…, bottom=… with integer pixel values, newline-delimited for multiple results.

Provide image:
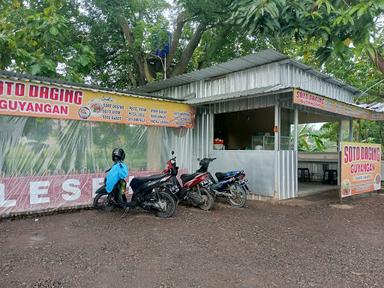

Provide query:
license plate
left=239, top=179, right=248, bottom=184
left=201, top=179, right=212, bottom=187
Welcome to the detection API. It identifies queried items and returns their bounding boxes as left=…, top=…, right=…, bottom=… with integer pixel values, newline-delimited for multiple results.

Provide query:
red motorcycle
left=163, top=152, right=215, bottom=211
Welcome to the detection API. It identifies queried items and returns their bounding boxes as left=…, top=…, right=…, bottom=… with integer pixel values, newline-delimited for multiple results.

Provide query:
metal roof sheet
left=357, top=102, right=384, bottom=112
left=285, top=59, right=359, bottom=93
left=135, top=49, right=361, bottom=95
left=135, top=49, right=289, bottom=93
left=186, top=84, right=290, bottom=105
left=186, top=82, right=382, bottom=118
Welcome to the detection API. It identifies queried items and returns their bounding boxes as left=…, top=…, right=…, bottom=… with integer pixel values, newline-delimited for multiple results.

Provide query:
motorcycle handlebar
left=197, top=157, right=217, bottom=162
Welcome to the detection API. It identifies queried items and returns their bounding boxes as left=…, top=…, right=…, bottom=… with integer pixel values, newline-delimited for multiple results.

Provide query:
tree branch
left=367, top=48, right=384, bottom=75
left=166, top=12, right=187, bottom=72
left=171, top=23, right=206, bottom=77
left=118, top=16, right=146, bottom=86
left=375, top=53, right=384, bottom=74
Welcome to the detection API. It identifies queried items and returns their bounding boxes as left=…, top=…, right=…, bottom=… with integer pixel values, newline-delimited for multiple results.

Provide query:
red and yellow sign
left=341, top=142, right=381, bottom=198
left=293, top=89, right=384, bottom=120
left=0, top=78, right=195, bottom=128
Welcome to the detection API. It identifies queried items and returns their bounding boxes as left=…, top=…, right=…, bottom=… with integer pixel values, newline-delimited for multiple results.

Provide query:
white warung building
left=135, top=49, right=383, bottom=200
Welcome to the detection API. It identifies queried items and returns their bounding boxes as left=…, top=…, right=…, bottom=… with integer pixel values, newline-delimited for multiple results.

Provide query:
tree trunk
left=118, top=16, right=146, bottom=86
left=166, top=13, right=187, bottom=72
left=170, top=23, right=206, bottom=77
left=127, top=69, right=137, bottom=88
left=376, top=53, right=384, bottom=74
left=367, top=49, right=384, bottom=75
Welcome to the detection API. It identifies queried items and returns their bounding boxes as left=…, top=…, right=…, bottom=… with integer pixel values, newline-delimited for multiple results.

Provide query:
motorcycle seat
left=133, top=174, right=165, bottom=183
left=215, top=172, right=227, bottom=181
left=130, top=174, right=166, bottom=192
left=180, top=173, right=199, bottom=183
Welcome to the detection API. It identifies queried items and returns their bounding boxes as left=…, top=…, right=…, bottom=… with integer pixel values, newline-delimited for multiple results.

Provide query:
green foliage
left=357, top=120, right=384, bottom=145
left=230, top=0, right=384, bottom=75
left=0, top=0, right=95, bottom=81
left=318, top=122, right=339, bottom=144
left=80, top=0, right=170, bottom=87
left=1, top=0, right=383, bottom=93
left=298, top=124, right=327, bottom=152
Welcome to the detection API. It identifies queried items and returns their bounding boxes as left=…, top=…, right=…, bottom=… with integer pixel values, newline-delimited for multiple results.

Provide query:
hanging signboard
left=0, top=77, right=195, bottom=128
left=293, top=89, right=384, bottom=120
left=340, top=142, right=381, bottom=198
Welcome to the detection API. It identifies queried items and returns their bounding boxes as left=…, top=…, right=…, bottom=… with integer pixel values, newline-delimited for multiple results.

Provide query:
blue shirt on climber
left=105, top=161, right=128, bottom=193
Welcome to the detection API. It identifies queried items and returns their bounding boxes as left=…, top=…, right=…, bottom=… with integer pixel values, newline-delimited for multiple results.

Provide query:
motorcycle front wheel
left=198, top=187, right=215, bottom=211
left=155, top=192, right=177, bottom=218
left=228, top=183, right=247, bottom=208
left=93, top=190, right=114, bottom=212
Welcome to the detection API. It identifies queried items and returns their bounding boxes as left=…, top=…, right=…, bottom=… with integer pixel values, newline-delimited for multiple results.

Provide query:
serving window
left=214, top=107, right=275, bottom=150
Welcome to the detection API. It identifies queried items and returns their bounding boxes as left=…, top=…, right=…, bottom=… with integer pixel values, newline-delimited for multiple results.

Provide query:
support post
left=293, top=107, right=299, bottom=198
left=338, top=120, right=342, bottom=202
left=274, top=103, right=280, bottom=199
left=274, top=104, right=280, bottom=151
left=294, top=108, right=299, bottom=152
left=273, top=103, right=280, bottom=199
left=357, top=119, right=361, bottom=142
left=349, top=119, right=353, bottom=141
left=338, top=120, right=342, bottom=187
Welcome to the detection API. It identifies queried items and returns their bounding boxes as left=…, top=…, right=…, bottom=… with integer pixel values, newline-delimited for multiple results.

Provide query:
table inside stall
left=298, top=152, right=339, bottom=184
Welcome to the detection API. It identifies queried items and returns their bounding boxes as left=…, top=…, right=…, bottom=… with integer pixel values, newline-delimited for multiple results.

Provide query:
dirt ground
left=1, top=192, right=384, bottom=288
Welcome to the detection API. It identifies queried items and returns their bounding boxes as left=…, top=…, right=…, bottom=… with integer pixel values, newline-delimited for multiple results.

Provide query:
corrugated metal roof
left=187, top=82, right=381, bottom=118
left=357, top=102, right=384, bottom=112
left=282, top=59, right=359, bottom=94
left=135, top=49, right=289, bottom=93
left=187, top=84, right=290, bottom=105
left=135, top=49, right=360, bottom=94
left=0, top=70, right=183, bottom=103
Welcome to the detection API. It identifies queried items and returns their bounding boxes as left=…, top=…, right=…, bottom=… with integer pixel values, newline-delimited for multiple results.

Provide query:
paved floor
left=298, top=182, right=339, bottom=197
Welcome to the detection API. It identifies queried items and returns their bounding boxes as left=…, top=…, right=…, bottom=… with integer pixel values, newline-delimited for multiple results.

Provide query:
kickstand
left=121, top=208, right=129, bottom=218
left=120, top=202, right=132, bottom=218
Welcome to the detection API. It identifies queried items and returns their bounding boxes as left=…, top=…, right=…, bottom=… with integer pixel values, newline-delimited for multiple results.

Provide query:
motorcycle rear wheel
left=93, top=190, right=114, bottom=212
left=155, top=192, right=176, bottom=218
left=228, top=183, right=247, bottom=208
left=198, top=187, right=215, bottom=211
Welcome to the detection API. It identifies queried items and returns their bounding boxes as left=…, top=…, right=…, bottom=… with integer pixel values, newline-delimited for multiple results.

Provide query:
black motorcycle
left=93, top=169, right=177, bottom=218
left=197, top=158, right=248, bottom=208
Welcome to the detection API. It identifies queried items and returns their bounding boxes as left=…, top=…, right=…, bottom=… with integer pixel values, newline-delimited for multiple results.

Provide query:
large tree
left=84, top=0, right=244, bottom=87
left=2, top=0, right=383, bottom=91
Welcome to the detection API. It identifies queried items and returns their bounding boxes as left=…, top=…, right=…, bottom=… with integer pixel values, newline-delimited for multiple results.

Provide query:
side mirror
left=197, top=158, right=200, bottom=161
left=171, top=150, right=175, bottom=155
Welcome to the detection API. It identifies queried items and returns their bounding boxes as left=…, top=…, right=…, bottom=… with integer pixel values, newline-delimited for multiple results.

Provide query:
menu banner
left=340, top=142, right=381, bottom=198
left=0, top=78, right=195, bottom=128
left=293, top=89, right=384, bottom=120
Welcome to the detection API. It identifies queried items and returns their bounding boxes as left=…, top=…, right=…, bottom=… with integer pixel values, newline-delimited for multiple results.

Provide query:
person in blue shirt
left=106, top=148, right=129, bottom=206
